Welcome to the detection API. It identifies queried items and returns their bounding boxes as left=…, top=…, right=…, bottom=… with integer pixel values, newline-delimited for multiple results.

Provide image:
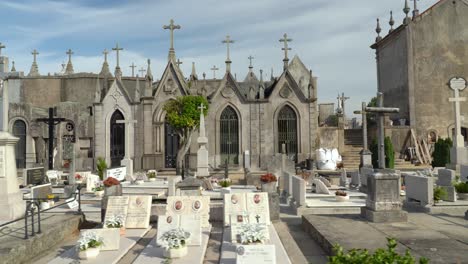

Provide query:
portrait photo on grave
left=231, top=194, right=239, bottom=204
left=192, top=200, right=202, bottom=211
left=174, top=200, right=183, bottom=211
left=254, top=194, right=261, bottom=204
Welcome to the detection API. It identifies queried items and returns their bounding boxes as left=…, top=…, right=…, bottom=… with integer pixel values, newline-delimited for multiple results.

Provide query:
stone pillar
left=361, top=170, right=407, bottom=223
left=196, top=104, right=209, bottom=177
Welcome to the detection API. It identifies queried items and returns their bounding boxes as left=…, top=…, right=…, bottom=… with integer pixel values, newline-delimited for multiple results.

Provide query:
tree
left=384, top=136, right=395, bottom=169
left=431, top=138, right=453, bottom=167
left=163, top=96, right=209, bottom=175
left=367, top=97, right=377, bottom=127
left=370, top=138, right=379, bottom=168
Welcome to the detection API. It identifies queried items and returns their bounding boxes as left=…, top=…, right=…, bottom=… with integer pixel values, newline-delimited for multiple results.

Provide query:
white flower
left=238, top=224, right=267, bottom=244
left=77, top=231, right=103, bottom=251
left=159, top=228, right=191, bottom=249
left=104, top=214, right=125, bottom=228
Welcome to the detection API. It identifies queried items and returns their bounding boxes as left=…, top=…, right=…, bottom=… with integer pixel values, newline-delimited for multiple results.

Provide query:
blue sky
left=0, top=0, right=438, bottom=117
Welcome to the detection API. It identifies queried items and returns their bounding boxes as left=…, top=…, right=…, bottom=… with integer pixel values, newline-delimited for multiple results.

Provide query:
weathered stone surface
left=268, top=192, right=280, bottom=221
left=312, top=179, right=331, bottom=195
left=291, top=175, right=306, bottom=206
left=405, top=174, right=433, bottom=206
left=437, top=169, right=456, bottom=186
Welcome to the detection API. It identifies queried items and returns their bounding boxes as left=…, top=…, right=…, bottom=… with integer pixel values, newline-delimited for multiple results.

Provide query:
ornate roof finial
left=129, top=62, right=136, bottom=77
left=0, top=42, right=5, bottom=56
left=375, top=18, right=383, bottom=42
left=389, top=11, right=395, bottom=33
left=65, top=49, right=74, bottom=74
left=163, top=19, right=181, bottom=62
left=248, top=55, right=254, bottom=72
left=146, top=58, right=153, bottom=80
left=28, top=49, right=40, bottom=77
left=210, top=65, right=219, bottom=79
left=144, top=59, right=153, bottom=97
left=403, top=0, right=411, bottom=25
left=259, top=69, right=265, bottom=99
left=222, top=35, right=235, bottom=73
left=112, top=43, right=123, bottom=79
left=11, top=60, right=16, bottom=72
left=190, top=62, right=198, bottom=80
left=279, top=33, right=292, bottom=71
left=271, top=68, right=274, bottom=81
left=202, top=72, right=206, bottom=80
left=100, top=49, right=111, bottom=77
left=412, top=0, right=419, bottom=19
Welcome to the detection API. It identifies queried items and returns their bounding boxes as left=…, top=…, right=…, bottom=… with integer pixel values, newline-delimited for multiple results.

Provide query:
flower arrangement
left=219, top=178, right=232, bottom=188
left=238, top=224, right=267, bottom=244
left=260, top=173, right=277, bottom=183
left=92, top=182, right=105, bottom=192
left=103, top=177, right=120, bottom=187
left=159, top=228, right=191, bottom=250
left=104, top=214, right=125, bottom=228
left=75, top=174, right=83, bottom=181
left=335, top=190, right=348, bottom=196
left=147, top=170, right=157, bottom=179
left=77, top=231, right=104, bottom=251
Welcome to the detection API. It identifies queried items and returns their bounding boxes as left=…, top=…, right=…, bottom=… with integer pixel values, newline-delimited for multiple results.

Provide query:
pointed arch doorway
left=220, top=106, right=239, bottom=165
left=278, top=105, right=298, bottom=162
left=110, top=110, right=125, bottom=167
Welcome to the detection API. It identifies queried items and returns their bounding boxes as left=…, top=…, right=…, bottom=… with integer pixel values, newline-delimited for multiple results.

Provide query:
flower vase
left=95, top=190, right=104, bottom=198
left=78, top=247, right=100, bottom=260
left=163, top=246, right=188, bottom=259
left=104, top=185, right=122, bottom=196
left=221, top=187, right=231, bottom=195
left=335, top=195, right=349, bottom=202
left=75, top=180, right=83, bottom=184
left=120, top=227, right=126, bottom=236
left=261, top=182, right=276, bottom=193
left=149, top=178, right=156, bottom=182
left=40, top=202, right=50, bottom=210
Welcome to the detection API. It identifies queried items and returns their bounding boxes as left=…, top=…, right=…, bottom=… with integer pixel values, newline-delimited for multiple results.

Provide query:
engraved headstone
left=106, top=167, right=126, bottom=181
left=126, top=195, right=152, bottom=229
left=246, top=193, right=270, bottom=225
left=180, top=214, right=202, bottom=245
left=224, top=193, right=248, bottom=226
left=156, top=214, right=180, bottom=246
left=24, top=167, right=45, bottom=185
left=104, top=196, right=129, bottom=226
left=236, top=245, right=276, bottom=264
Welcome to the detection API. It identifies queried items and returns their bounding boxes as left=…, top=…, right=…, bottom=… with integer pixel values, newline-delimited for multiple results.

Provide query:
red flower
left=103, top=177, right=121, bottom=187
left=260, top=173, right=277, bottom=183
left=74, top=174, right=83, bottom=180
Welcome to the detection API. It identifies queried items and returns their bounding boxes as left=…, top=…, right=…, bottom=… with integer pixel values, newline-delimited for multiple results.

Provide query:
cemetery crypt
left=0, top=22, right=319, bottom=173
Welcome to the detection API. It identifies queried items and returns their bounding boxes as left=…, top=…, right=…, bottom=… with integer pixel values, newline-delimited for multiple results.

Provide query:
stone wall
left=318, top=127, right=339, bottom=149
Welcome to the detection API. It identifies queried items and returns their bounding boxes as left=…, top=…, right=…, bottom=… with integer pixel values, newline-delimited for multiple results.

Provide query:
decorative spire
left=222, top=35, right=235, bottom=73
left=259, top=69, right=265, bottom=99
left=375, top=18, right=383, bottom=42
left=135, top=74, right=140, bottom=102
left=130, top=62, right=136, bottom=77
left=403, top=0, right=411, bottom=25
left=279, top=33, right=292, bottom=71
left=0, top=42, right=5, bottom=56
left=94, top=74, right=101, bottom=103
left=112, top=43, right=123, bottom=79
left=65, top=48, right=74, bottom=75
left=146, top=58, right=153, bottom=80
left=308, top=69, right=315, bottom=100
left=28, top=49, right=40, bottom=77
left=145, top=59, right=153, bottom=97
left=202, top=72, right=206, bottom=80
left=163, top=19, right=181, bottom=62
left=389, top=11, right=395, bottom=33
left=271, top=68, right=274, bottom=81
left=100, top=49, right=111, bottom=76
left=11, top=60, right=16, bottom=72
left=412, top=0, right=419, bottom=19
left=190, top=62, right=198, bottom=80
left=248, top=55, right=254, bottom=72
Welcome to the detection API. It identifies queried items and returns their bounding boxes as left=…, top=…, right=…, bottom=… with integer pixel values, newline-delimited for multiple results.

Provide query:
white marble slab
left=133, top=227, right=211, bottom=264
left=48, top=227, right=151, bottom=264
left=306, top=198, right=366, bottom=208
left=220, top=225, right=291, bottom=264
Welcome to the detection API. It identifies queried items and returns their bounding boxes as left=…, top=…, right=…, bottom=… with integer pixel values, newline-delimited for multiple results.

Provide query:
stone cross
left=411, top=0, right=420, bottom=18
left=116, top=119, right=137, bottom=159
left=198, top=103, right=206, bottom=137
left=112, top=43, right=123, bottom=67
left=66, top=49, right=73, bottom=62
left=103, top=49, right=109, bottom=62
left=32, top=49, right=39, bottom=63
left=36, top=108, right=66, bottom=169
left=248, top=55, right=254, bottom=68
left=365, top=92, right=399, bottom=169
left=222, top=35, right=235, bottom=61
left=138, top=67, right=146, bottom=76
left=448, top=77, right=467, bottom=148
left=163, top=19, right=181, bottom=51
left=176, top=59, right=183, bottom=67
left=337, top=93, right=350, bottom=116
left=279, top=33, right=292, bottom=70
left=129, top=63, right=136, bottom=77
left=211, top=65, right=219, bottom=79
left=0, top=43, right=5, bottom=56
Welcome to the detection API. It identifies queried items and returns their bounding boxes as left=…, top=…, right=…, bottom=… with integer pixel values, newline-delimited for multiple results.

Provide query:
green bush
left=454, top=182, right=468, bottom=193
left=96, top=157, right=108, bottom=181
left=328, top=237, right=429, bottom=264
left=431, top=138, right=452, bottom=167
left=384, top=136, right=395, bottom=169
left=433, top=186, right=447, bottom=202
left=370, top=138, right=378, bottom=168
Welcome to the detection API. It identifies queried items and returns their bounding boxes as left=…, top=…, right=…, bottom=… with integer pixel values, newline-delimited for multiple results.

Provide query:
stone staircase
left=341, top=129, right=363, bottom=170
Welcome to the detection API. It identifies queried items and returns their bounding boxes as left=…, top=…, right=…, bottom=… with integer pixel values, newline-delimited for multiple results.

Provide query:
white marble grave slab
left=31, top=183, right=52, bottom=199
left=236, top=245, right=276, bottom=264
left=48, top=227, right=150, bottom=264
left=106, top=167, right=126, bottom=181
left=104, top=196, right=129, bottom=226
left=180, top=214, right=202, bottom=246
left=126, top=195, right=152, bottom=229
left=133, top=227, right=211, bottom=264
left=81, top=228, right=120, bottom=251
left=246, top=192, right=270, bottom=225
left=86, top=174, right=100, bottom=193
left=224, top=193, right=247, bottom=226
left=156, top=214, right=180, bottom=246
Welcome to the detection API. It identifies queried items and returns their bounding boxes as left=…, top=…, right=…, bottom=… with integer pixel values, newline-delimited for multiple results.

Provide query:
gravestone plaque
left=166, top=196, right=211, bottom=228
left=224, top=193, right=247, bottom=226
left=236, top=245, right=276, bottom=264
left=126, top=195, right=152, bottom=229
left=31, top=183, right=52, bottom=199
left=104, top=196, right=129, bottom=226
left=106, top=167, right=126, bottom=181
left=156, top=214, right=180, bottom=246
left=246, top=193, right=270, bottom=225
left=82, top=228, right=120, bottom=251
left=86, top=174, right=100, bottom=192
left=180, top=214, right=202, bottom=245
left=66, top=197, right=79, bottom=209
left=25, top=167, right=45, bottom=185
left=230, top=214, right=250, bottom=242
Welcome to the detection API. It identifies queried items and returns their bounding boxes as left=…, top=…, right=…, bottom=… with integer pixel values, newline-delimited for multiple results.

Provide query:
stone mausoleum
left=0, top=22, right=319, bottom=174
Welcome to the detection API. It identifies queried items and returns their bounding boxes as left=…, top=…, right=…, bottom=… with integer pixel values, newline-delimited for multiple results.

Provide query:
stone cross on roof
left=32, top=49, right=39, bottom=62
left=28, top=49, right=40, bottom=76
left=211, top=65, right=219, bottom=79
left=130, top=62, right=136, bottom=77
left=65, top=49, right=74, bottom=74
left=248, top=55, right=254, bottom=70
left=103, top=49, right=109, bottom=62
left=222, top=35, right=235, bottom=72
left=176, top=58, right=183, bottom=67
left=138, top=67, right=146, bottom=76
left=279, top=33, right=292, bottom=70
left=66, top=49, right=73, bottom=61
left=163, top=19, right=181, bottom=62
left=112, top=43, right=123, bottom=67
left=0, top=42, right=5, bottom=56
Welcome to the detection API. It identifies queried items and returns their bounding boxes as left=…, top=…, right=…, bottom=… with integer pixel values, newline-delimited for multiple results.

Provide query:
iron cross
left=36, top=108, right=66, bottom=170
left=66, top=49, right=73, bottom=62
left=211, top=65, right=219, bottom=79
left=0, top=42, right=5, bottom=56
left=32, top=49, right=39, bottom=63
left=163, top=19, right=181, bottom=50
left=279, top=33, right=292, bottom=60
left=222, top=35, right=235, bottom=61
left=130, top=62, right=136, bottom=77
left=112, top=43, right=123, bottom=67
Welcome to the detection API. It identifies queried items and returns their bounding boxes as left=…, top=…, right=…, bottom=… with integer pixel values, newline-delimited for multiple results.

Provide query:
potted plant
left=77, top=231, right=104, bottom=260
left=454, top=182, right=468, bottom=200
left=93, top=182, right=105, bottom=198
left=96, top=157, right=108, bottom=181
left=260, top=173, right=277, bottom=193
left=238, top=224, right=267, bottom=245
left=103, top=177, right=122, bottom=196
left=39, top=199, right=50, bottom=210
left=219, top=178, right=232, bottom=195
left=147, top=170, right=157, bottom=182
left=210, top=177, right=219, bottom=187
left=159, top=228, right=191, bottom=259
left=47, top=194, right=56, bottom=206
left=104, top=214, right=126, bottom=236
left=75, top=174, right=83, bottom=184
left=433, top=186, right=448, bottom=203
left=335, top=190, right=349, bottom=202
